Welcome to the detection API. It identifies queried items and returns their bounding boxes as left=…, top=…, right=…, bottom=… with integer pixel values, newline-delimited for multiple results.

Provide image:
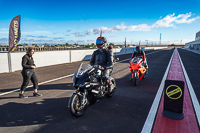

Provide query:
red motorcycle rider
left=131, top=46, right=148, bottom=72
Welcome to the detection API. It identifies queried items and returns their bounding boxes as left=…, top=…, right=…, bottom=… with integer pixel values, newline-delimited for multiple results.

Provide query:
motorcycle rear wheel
left=68, top=93, right=88, bottom=117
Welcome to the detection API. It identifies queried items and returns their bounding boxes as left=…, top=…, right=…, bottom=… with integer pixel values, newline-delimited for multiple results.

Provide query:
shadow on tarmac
left=31, top=73, right=159, bottom=133
left=0, top=74, right=149, bottom=133
left=0, top=83, right=74, bottom=100
left=0, top=83, right=75, bottom=127
left=0, top=97, right=71, bottom=127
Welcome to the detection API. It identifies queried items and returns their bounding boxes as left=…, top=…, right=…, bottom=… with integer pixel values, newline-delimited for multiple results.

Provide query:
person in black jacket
left=90, top=36, right=114, bottom=92
left=131, top=46, right=148, bottom=73
left=19, top=47, right=42, bottom=98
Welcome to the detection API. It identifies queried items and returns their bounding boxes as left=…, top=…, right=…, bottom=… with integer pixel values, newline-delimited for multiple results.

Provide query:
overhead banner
left=9, top=15, right=21, bottom=53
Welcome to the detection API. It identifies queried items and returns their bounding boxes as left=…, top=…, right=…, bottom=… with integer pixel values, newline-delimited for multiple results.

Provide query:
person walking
left=19, top=47, right=42, bottom=98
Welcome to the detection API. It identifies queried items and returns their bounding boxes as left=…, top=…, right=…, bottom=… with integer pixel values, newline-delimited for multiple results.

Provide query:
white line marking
left=141, top=49, right=175, bottom=133
left=0, top=74, right=74, bottom=96
left=0, top=89, right=21, bottom=96
left=177, top=49, right=200, bottom=127
left=0, top=50, right=163, bottom=97
left=38, top=74, right=74, bottom=85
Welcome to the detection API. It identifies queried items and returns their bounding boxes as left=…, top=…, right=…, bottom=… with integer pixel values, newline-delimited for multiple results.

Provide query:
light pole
left=145, top=40, right=148, bottom=45
left=159, top=33, right=161, bottom=45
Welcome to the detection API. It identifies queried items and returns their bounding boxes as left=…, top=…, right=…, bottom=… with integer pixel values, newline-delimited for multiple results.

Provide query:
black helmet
left=96, top=36, right=107, bottom=48
left=135, top=46, right=141, bottom=53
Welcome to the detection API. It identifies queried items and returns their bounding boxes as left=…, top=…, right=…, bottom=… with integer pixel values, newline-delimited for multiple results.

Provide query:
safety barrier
left=0, top=47, right=167, bottom=73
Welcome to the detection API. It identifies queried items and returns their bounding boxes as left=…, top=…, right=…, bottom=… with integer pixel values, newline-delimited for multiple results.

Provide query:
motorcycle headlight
left=79, top=83, right=84, bottom=88
left=79, top=82, right=90, bottom=88
left=76, top=71, right=84, bottom=78
left=85, top=84, right=90, bottom=88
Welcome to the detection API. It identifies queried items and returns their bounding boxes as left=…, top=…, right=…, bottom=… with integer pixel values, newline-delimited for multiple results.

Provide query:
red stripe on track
left=152, top=49, right=199, bottom=133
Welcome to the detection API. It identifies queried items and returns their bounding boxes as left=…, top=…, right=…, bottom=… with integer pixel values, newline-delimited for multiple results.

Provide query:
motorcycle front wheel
left=68, top=93, right=88, bottom=117
left=133, top=72, right=138, bottom=86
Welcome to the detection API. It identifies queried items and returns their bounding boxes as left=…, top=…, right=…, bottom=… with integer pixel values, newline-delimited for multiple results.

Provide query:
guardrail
left=0, top=47, right=167, bottom=73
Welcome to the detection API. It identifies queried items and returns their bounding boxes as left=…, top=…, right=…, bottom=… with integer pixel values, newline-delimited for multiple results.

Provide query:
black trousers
left=20, top=70, right=38, bottom=91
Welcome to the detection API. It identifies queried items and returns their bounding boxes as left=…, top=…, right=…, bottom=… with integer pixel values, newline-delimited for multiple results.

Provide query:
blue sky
left=0, top=0, right=200, bottom=45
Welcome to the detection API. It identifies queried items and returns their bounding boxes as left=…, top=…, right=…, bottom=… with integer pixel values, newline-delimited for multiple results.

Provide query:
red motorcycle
left=129, top=57, right=147, bottom=86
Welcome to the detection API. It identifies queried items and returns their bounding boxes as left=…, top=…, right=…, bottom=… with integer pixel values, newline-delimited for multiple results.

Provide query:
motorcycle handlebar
left=93, top=65, right=101, bottom=69
left=93, top=65, right=111, bottom=70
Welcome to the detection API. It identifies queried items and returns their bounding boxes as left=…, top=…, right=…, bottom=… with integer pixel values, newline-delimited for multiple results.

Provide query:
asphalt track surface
left=178, top=48, right=200, bottom=103
left=0, top=48, right=199, bottom=133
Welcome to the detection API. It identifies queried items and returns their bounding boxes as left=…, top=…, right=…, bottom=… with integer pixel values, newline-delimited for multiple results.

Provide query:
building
left=185, top=31, right=200, bottom=50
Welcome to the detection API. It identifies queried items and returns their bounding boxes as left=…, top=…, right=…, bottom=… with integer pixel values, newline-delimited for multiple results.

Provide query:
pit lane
left=1, top=48, right=198, bottom=133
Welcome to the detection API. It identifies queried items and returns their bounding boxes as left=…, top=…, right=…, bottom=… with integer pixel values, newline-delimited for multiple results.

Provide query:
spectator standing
left=19, top=47, right=42, bottom=98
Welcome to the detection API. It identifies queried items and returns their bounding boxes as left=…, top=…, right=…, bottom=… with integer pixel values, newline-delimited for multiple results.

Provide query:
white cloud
left=22, top=31, right=50, bottom=34
left=0, top=28, right=9, bottom=33
left=87, top=40, right=95, bottom=42
left=152, top=12, right=200, bottom=28
left=127, top=24, right=151, bottom=31
left=0, top=38, right=8, bottom=41
left=67, top=40, right=88, bottom=44
left=0, top=31, right=9, bottom=34
left=152, top=13, right=177, bottom=28
left=0, top=28, right=8, bottom=31
left=22, top=32, right=31, bottom=34
left=35, top=31, right=51, bottom=34
left=85, top=23, right=127, bottom=35
left=73, top=32, right=85, bottom=37
left=113, top=23, right=127, bottom=30
left=73, top=12, right=199, bottom=37
left=175, top=12, right=199, bottom=24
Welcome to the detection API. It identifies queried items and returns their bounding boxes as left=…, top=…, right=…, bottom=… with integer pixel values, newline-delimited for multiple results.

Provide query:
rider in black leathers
left=131, top=46, right=148, bottom=72
left=90, top=36, right=114, bottom=91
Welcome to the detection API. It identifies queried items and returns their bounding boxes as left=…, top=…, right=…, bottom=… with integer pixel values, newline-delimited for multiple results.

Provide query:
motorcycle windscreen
left=76, top=63, right=93, bottom=78
left=132, top=57, right=140, bottom=63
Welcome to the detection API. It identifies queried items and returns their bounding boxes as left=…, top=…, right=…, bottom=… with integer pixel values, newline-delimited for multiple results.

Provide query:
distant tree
left=171, top=43, right=175, bottom=46
left=65, top=43, right=69, bottom=46
left=58, top=44, right=63, bottom=47
left=109, top=43, right=115, bottom=46
left=91, top=43, right=95, bottom=47
left=79, top=45, right=85, bottom=48
left=85, top=45, right=91, bottom=48
left=18, top=44, right=23, bottom=46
